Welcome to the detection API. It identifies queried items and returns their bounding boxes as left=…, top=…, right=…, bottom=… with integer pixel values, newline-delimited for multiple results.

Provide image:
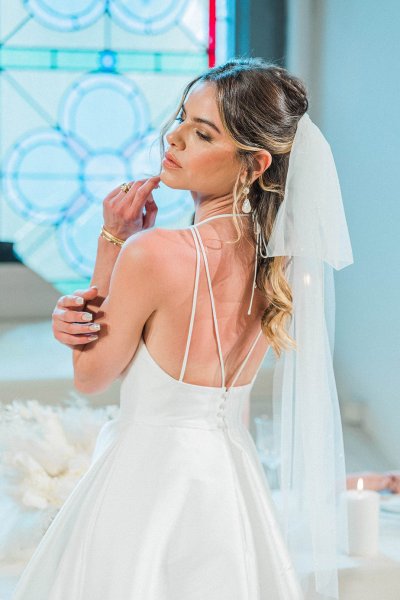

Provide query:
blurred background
left=0, top=0, right=399, bottom=597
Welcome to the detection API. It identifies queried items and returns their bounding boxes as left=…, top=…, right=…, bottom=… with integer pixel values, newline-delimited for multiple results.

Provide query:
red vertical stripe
left=208, top=0, right=216, bottom=67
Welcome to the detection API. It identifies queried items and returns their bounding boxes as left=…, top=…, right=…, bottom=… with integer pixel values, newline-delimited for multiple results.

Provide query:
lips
left=164, top=151, right=181, bottom=167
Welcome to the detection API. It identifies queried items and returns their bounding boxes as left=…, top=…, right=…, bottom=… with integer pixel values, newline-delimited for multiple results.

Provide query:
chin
left=159, top=169, right=184, bottom=189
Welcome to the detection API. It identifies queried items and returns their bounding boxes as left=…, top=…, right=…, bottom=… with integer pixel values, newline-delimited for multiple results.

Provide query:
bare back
left=142, top=214, right=271, bottom=389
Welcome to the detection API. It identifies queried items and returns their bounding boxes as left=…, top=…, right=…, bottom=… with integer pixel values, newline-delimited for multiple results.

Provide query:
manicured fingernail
left=88, top=323, right=100, bottom=331
left=88, top=335, right=98, bottom=341
left=90, top=285, right=98, bottom=289
left=82, top=312, right=92, bottom=321
left=75, top=297, right=84, bottom=305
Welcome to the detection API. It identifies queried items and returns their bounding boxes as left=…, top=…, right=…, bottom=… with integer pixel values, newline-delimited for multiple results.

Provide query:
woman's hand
left=52, top=286, right=101, bottom=349
left=387, top=473, right=400, bottom=494
left=102, top=175, right=161, bottom=240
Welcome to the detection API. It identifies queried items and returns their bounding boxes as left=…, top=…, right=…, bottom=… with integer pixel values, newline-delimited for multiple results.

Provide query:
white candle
left=341, top=477, right=380, bottom=557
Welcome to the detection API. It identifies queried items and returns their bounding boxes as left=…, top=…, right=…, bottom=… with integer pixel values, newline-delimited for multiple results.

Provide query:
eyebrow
left=181, top=103, right=221, bottom=135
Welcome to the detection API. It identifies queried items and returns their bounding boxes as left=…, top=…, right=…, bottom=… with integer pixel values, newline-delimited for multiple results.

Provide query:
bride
left=52, top=66, right=277, bottom=394
left=13, top=57, right=347, bottom=600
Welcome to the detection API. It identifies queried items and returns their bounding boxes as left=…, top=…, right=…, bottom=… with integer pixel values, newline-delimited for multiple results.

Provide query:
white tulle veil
left=255, top=112, right=353, bottom=599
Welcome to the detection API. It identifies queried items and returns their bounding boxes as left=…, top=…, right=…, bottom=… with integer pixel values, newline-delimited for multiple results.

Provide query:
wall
left=286, top=0, right=400, bottom=466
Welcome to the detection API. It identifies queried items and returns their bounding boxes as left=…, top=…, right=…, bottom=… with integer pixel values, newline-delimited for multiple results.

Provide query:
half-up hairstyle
left=159, top=57, right=309, bottom=359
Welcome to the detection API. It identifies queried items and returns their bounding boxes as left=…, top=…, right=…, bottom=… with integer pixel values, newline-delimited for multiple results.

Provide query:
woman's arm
left=52, top=176, right=160, bottom=348
left=72, top=229, right=163, bottom=394
left=84, top=234, right=122, bottom=318
left=84, top=177, right=161, bottom=318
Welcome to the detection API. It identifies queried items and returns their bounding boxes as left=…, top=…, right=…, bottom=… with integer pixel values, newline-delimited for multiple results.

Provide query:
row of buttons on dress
left=216, top=389, right=229, bottom=429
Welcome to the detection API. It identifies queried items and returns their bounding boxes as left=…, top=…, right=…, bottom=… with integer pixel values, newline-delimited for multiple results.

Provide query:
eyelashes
left=174, top=115, right=212, bottom=142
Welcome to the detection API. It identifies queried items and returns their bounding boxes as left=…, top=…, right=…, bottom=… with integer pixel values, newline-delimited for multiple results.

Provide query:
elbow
left=73, top=376, right=96, bottom=395
left=73, top=379, right=97, bottom=395
left=73, top=372, right=109, bottom=395
left=73, top=353, right=106, bottom=393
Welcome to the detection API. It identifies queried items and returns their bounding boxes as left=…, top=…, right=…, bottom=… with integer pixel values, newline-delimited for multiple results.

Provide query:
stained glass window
left=0, top=0, right=232, bottom=293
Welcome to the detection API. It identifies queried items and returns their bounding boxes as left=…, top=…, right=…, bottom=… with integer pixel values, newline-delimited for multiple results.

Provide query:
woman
left=13, top=58, right=309, bottom=599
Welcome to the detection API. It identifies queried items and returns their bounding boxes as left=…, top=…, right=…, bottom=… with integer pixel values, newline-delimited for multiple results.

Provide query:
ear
left=252, top=150, right=272, bottom=181
left=239, top=150, right=272, bottom=185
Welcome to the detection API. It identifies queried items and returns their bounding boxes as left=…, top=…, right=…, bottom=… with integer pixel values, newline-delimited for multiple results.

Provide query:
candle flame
left=357, top=477, right=364, bottom=492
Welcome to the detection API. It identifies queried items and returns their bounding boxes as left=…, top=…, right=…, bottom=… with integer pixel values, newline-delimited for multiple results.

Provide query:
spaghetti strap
left=191, top=225, right=226, bottom=387
left=229, top=328, right=263, bottom=388
left=180, top=213, right=264, bottom=390
left=179, top=227, right=201, bottom=381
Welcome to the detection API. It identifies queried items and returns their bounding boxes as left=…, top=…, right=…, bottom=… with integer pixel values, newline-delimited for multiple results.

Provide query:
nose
left=166, top=123, right=185, bottom=149
left=166, top=130, right=177, bottom=147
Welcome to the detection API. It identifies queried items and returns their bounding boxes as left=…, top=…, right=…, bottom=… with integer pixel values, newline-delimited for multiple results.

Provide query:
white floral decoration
left=0, top=392, right=119, bottom=561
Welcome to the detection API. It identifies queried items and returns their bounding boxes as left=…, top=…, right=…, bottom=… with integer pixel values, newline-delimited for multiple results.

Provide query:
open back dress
left=11, top=213, right=304, bottom=600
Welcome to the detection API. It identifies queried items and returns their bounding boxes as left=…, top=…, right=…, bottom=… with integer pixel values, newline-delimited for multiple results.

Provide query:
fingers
left=386, top=474, right=400, bottom=494
left=57, top=318, right=100, bottom=335
left=108, top=180, right=146, bottom=207
left=53, top=306, right=94, bottom=324
left=134, top=177, right=161, bottom=204
left=72, top=285, right=98, bottom=296
left=103, top=183, right=135, bottom=203
left=53, top=286, right=100, bottom=346
left=56, top=331, right=99, bottom=346
left=105, top=176, right=160, bottom=206
left=52, top=307, right=101, bottom=342
left=56, top=286, right=98, bottom=310
left=111, top=176, right=160, bottom=210
left=128, top=177, right=160, bottom=221
left=102, top=177, right=160, bottom=237
left=142, top=190, right=158, bottom=229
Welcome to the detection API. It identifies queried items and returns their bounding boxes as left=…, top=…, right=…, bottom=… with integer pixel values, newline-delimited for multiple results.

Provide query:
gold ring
left=120, top=182, right=131, bottom=193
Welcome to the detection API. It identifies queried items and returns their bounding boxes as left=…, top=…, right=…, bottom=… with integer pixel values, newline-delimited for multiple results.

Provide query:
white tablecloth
left=337, top=508, right=400, bottom=600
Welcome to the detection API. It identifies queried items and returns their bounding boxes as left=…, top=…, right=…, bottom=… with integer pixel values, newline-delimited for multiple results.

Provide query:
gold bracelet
left=100, top=226, right=126, bottom=247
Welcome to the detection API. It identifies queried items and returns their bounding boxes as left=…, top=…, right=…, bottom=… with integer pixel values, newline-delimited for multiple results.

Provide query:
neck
left=194, top=213, right=250, bottom=226
left=193, top=192, right=240, bottom=225
left=194, top=206, right=252, bottom=225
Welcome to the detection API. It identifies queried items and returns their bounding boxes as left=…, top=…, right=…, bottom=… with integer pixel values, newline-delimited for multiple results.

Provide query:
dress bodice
left=118, top=213, right=270, bottom=433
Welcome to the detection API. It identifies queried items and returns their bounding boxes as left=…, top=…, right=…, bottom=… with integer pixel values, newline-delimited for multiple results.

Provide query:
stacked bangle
left=100, top=226, right=126, bottom=247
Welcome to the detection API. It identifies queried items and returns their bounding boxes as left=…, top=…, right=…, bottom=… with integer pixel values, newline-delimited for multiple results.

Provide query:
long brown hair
left=159, top=57, right=309, bottom=359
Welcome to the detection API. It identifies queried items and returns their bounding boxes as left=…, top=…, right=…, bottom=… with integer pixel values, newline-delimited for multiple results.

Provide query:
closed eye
left=174, top=114, right=212, bottom=142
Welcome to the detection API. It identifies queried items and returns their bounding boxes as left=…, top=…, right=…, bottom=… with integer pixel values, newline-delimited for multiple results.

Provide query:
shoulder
left=123, top=226, right=193, bottom=261
left=120, top=226, right=195, bottom=289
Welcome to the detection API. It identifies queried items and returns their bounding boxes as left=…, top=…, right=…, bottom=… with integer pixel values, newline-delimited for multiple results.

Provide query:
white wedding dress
left=12, top=214, right=304, bottom=600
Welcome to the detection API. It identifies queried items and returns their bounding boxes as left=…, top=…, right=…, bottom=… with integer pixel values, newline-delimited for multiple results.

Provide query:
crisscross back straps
left=180, top=218, right=263, bottom=389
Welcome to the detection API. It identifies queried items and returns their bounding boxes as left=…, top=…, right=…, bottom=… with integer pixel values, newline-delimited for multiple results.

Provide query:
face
left=160, top=81, right=244, bottom=198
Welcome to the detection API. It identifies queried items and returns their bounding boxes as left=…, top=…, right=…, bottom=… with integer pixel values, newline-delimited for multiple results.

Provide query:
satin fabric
left=12, top=336, right=304, bottom=600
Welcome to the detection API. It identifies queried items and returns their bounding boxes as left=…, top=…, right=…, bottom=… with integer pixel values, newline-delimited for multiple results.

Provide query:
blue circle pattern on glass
left=3, top=129, right=82, bottom=225
left=110, top=0, right=188, bottom=34
left=59, top=73, right=149, bottom=154
left=25, top=0, right=188, bottom=34
left=3, top=72, right=150, bottom=276
left=2, top=0, right=199, bottom=283
left=24, top=0, right=107, bottom=32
